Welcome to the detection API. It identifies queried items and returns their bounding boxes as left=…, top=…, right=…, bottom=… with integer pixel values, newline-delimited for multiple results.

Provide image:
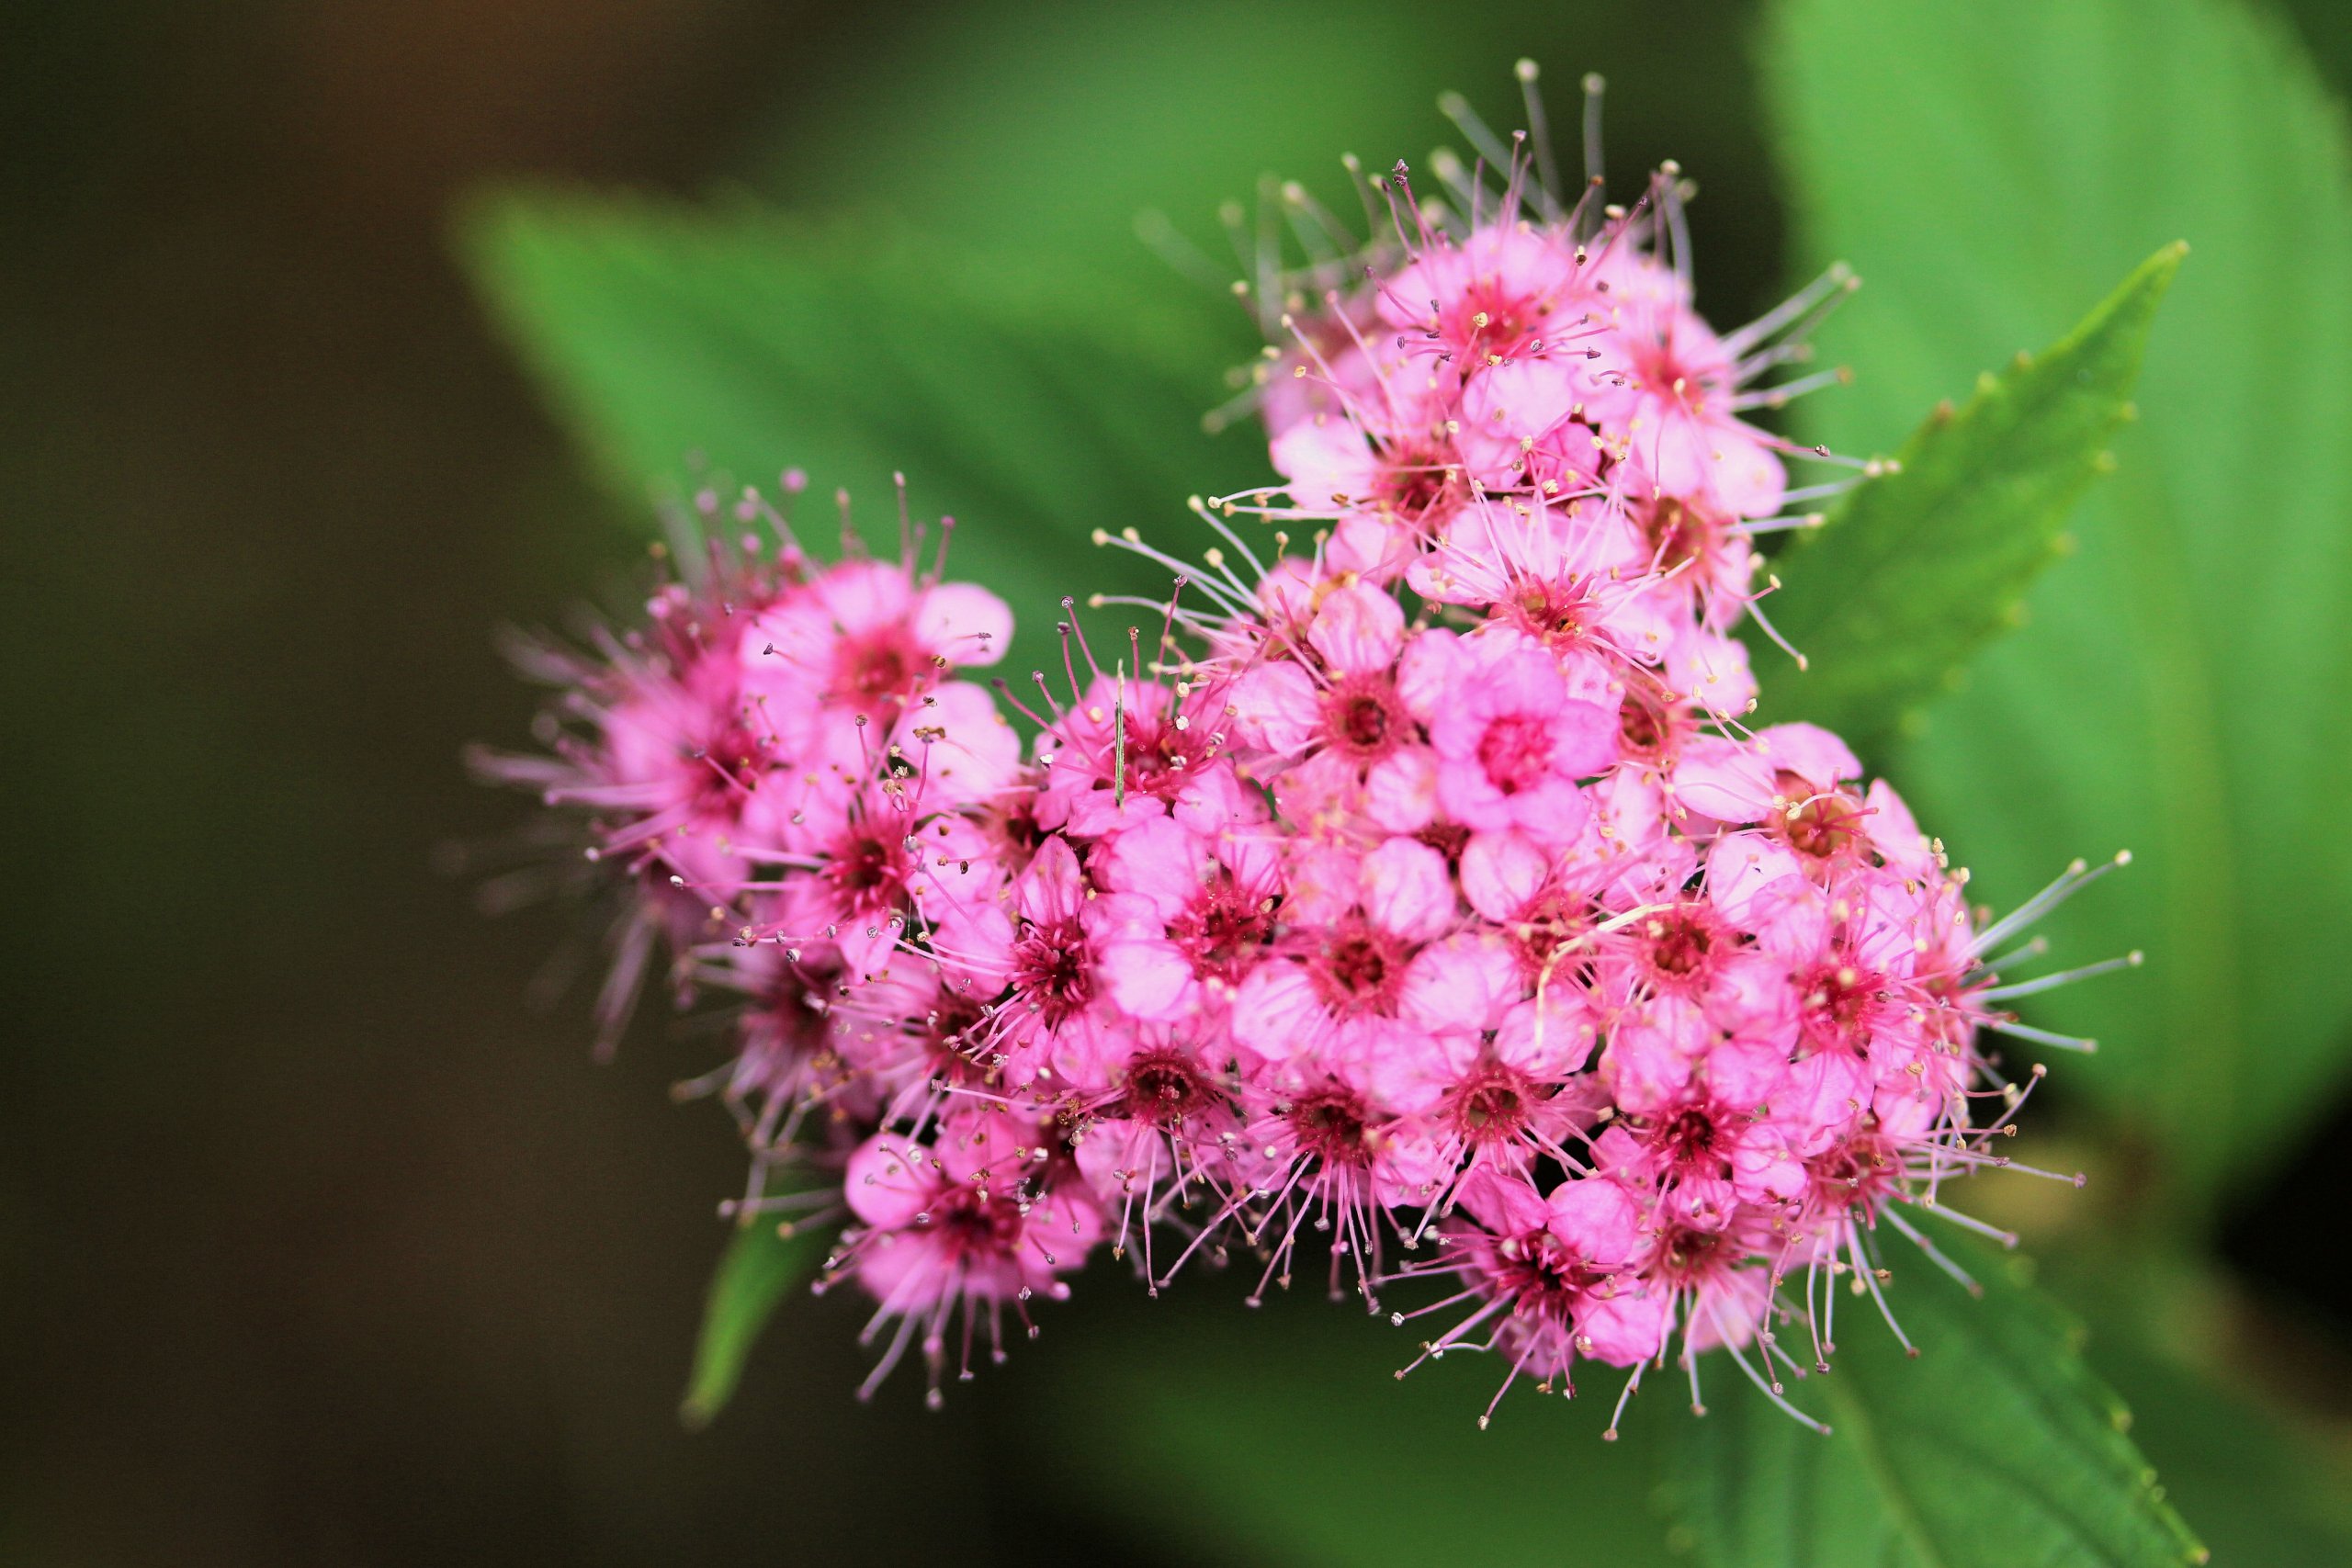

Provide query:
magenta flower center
left=1449, top=1065, right=1532, bottom=1145
left=1488, top=1233, right=1605, bottom=1321
left=1645, top=908, right=1716, bottom=981
left=1510, top=893, right=1596, bottom=987
left=1799, top=961, right=1881, bottom=1047
left=932, top=1184, right=1027, bottom=1258
left=1654, top=1105, right=1722, bottom=1173
left=1617, top=683, right=1672, bottom=759
left=1806, top=1130, right=1896, bottom=1211
left=1311, top=920, right=1405, bottom=1015
left=1123, top=1045, right=1209, bottom=1128
left=1012, top=918, right=1093, bottom=1025
left=1626, top=333, right=1716, bottom=411
left=1320, top=673, right=1407, bottom=761
left=1171, top=879, right=1274, bottom=982
left=922, top=991, right=989, bottom=1078
left=1656, top=1224, right=1727, bottom=1284
left=1286, top=1086, right=1372, bottom=1167
left=1443, top=283, right=1540, bottom=357
left=826, top=834, right=907, bottom=916
left=692, top=720, right=767, bottom=810
left=1415, top=819, right=1471, bottom=863
left=762, top=974, right=833, bottom=1062
left=1374, top=438, right=1458, bottom=521
left=834, top=629, right=917, bottom=702
left=1476, top=713, right=1555, bottom=795
left=1101, top=709, right=1204, bottom=804
left=1505, top=579, right=1596, bottom=649
left=1641, top=495, right=1713, bottom=572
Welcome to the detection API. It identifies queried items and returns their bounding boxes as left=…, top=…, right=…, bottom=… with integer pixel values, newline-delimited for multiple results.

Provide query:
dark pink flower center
left=1616, top=675, right=1684, bottom=761
left=1807, top=1129, right=1895, bottom=1210
left=834, top=628, right=920, bottom=704
left=759, top=962, right=838, bottom=1063
left=1652, top=1105, right=1723, bottom=1175
left=1799, top=961, right=1882, bottom=1050
left=1510, top=893, right=1596, bottom=987
left=922, top=989, right=990, bottom=1078
left=1644, top=908, right=1718, bottom=985
left=1093, top=705, right=1206, bottom=804
left=1172, top=878, right=1274, bottom=983
left=1627, top=333, right=1719, bottom=411
left=690, top=719, right=767, bottom=811
left=825, top=834, right=907, bottom=917
left=1286, top=1086, right=1371, bottom=1167
left=1476, top=713, right=1555, bottom=795
left=1508, top=580, right=1594, bottom=647
left=1415, top=819, right=1472, bottom=863
left=932, top=1183, right=1026, bottom=1258
left=1656, top=1224, right=1729, bottom=1284
left=1319, top=672, right=1407, bottom=762
left=1448, top=1065, right=1532, bottom=1145
left=1641, top=495, right=1718, bottom=573
left=1485, top=1232, right=1606, bottom=1321
left=1310, top=920, right=1405, bottom=1016
left=1374, top=438, right=1459, bottom=522
left=1442, top=283, right=1541, bottom=358
left=1123, top=1045, right=1210, bottom=1129
left=1012, top=918, right=1092, bottom=1026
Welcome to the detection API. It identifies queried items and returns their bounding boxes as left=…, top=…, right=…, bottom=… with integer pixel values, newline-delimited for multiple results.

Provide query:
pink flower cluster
left=481, top=128, right=2114, bottom=1427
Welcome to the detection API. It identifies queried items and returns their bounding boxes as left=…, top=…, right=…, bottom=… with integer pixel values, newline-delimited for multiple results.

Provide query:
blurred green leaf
left=2075, top=1323, right=2352, bottom=1564
left=1676, top=1239, right=2204, bottom=1568
left=458, top=193, right=1261, bottom=677
left=2026, top=1234, right=2352, bottom=1563
left=1764, top=0, right=2352, bottom=1206
left=1749, top=243, right=2179, bottom=750
left=680, top=1213, right=828, bottom=1429
left=757, top=0, right=1788, bottom=313
left=1038, top=1284, right=1679, bottom=1568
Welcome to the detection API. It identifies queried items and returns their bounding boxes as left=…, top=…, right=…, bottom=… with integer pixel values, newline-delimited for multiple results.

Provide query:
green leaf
left=1748, top=244, right=2179, bottom=750
left=2074, top=1325, right=2352, bottom=1565
left=1036, top=1284, right=1679, bottom=1568
left=1675, top=1238, right=2206, bottom=1568
left=2026, top=1237, right=2352, bottom=1564
left=1763, top=0, right=2352, bottom=1205
left=458, top=193, right=1259, bottom=678
left=680, top=1214, right=828, bottom=1429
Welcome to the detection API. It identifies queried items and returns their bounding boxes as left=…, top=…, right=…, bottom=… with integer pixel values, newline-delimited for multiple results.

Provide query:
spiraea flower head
left=476, top=62, right=2137, bottom=1430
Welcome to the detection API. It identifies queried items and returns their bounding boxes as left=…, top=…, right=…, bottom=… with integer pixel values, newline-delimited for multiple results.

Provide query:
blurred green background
left=6, top=1, right=2351, bottom=1562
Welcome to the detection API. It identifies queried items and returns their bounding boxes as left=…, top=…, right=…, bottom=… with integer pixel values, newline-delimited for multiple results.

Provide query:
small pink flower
left=835, top=1111, right=1102, bottom=1402
left=481, top=100, right=2102, bottom=1427
left=1379, top=221, right=1590, bottom=363
left=929, top=834, right=1106, bottom=1083
left=1230, top=836, right=1473, bottom=1073
left=752, top=558, right=1009, bottom=720
left=1095, top=812, right=1283, bottom=1023
left=1430, top=640, right=1616, bottom=842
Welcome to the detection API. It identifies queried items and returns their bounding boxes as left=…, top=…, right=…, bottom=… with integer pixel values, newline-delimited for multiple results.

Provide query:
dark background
left=6, top=2, right=2348, bottom=1562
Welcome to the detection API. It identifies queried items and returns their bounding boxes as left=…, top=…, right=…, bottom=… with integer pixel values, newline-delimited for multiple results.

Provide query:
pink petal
left=1361, top=835, right=1456, bottom=942
left=1307, top=581, right=1407, bottom=675
left=913, top=582, right=1013, bottom=667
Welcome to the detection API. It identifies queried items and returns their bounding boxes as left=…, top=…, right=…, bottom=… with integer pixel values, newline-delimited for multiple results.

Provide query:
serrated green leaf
left=679, top=1214, right=829, bottom=1429
left=1748, top=244, right=2179, bottom=750
left=458, top=193, right=1258, bottom=679
left=1763, top=0, right=2352, bottom=1206
left=1676, top=1237, right=2205, bottom=1568
left=2073, top=1322, right=2352, bottom=1565
left=1035, top=1284, right=1679, bottom=1568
